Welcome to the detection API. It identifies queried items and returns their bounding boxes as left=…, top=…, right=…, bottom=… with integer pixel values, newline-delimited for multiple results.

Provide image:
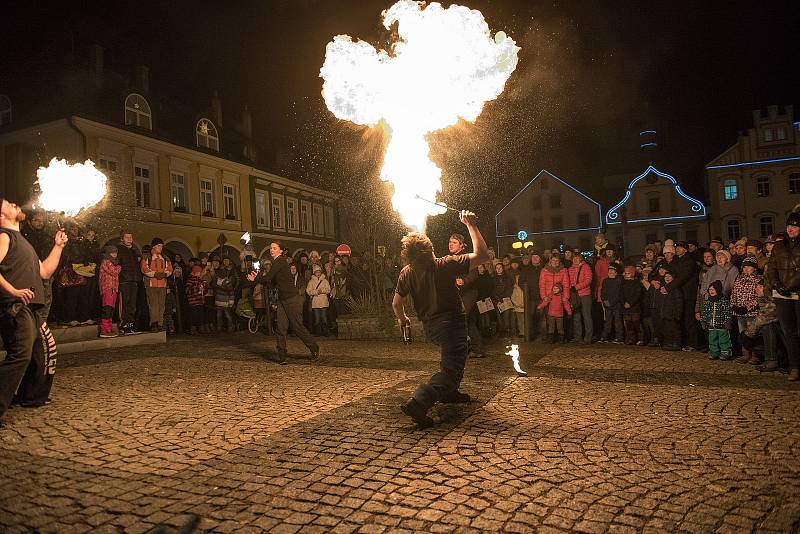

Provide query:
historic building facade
left=706, top=105, right=800, bottom=242
left=495, top=170, right=602, bottom=254
left=603, top=165, right=709, bottom=254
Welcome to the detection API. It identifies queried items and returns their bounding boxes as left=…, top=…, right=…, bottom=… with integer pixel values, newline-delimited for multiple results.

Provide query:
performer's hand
left=11, top=287, right=34, bottom=305
left=54, top=230, right=68, bottom=248
left=459, top=210, right=477, bottom=227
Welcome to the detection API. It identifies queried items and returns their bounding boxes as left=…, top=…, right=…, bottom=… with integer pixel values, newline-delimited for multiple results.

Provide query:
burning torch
left=34, top=158, right=109, bottom=228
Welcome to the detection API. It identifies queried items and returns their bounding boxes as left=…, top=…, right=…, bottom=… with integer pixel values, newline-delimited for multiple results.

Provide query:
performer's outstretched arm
left=460, top=210, right=489, bottom=270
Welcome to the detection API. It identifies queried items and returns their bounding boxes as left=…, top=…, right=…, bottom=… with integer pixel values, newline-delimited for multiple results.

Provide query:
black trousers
left=61, top=285, right=90, bottom=323
left=119, top=281, right=139, bottom=325
left=275, top=295, right=317, bottom=354
left=682, top=294, right=700, bottom=348
left=663, top=318, right=682, bottom=347
left=0, top=306, right=38, bottom=419
left=414, top=312, right=468, bottom=412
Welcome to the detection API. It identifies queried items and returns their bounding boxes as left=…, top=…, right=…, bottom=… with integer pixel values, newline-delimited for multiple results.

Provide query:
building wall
left=707, top=105, right=800, bottom=242
left=495, top=170, right=602, bottom=255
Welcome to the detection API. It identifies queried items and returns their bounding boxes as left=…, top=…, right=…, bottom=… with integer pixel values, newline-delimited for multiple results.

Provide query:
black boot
left=400, top=398, right=434, bottom=428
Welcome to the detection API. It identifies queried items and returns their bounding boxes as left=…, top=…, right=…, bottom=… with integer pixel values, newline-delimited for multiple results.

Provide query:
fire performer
left=247, top=241, right=319, bottom=364
left=392, top=210, right=489, bottom=428
left=0, top=198, right=67, bottom=426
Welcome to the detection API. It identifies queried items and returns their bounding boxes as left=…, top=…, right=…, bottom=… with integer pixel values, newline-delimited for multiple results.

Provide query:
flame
left=320, top=0, right=519, bottom=231
left=35, top=158, right=108, bottom=217
left=505, top=344, right=527, bottom=376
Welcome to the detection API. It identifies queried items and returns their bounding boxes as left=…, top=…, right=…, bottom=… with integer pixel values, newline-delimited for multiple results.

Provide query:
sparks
left=505, top=344, right=527, bottom=376
left=320, top=0, right=519, bottom=231
left=252, top=260, right=260, bottom=272
left=35, top=158, right=108, bottom=217
left=241, top=231, right=251, bottom=244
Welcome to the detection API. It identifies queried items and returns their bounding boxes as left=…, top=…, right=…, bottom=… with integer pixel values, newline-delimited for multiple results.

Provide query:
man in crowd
left=449, top=233, right=485, bottom=358
left=249, top=241, right=319, bottom=364
left=21, top=211, right=54, bottom=321
left=392, top=211, right=488, bottom=428
left=568, top=251, right=593, bottom=343
left=141, top=237, right=172, bottom=332
left=0, top=198, right=67, bottom=426
left=117, top=230, right=141, bottom=335
left=672, top=241, right=701, bottom=351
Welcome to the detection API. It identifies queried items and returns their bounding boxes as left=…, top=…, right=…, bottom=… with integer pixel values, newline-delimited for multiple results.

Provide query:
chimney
left=90, top=44, right=104, bottom=89
left=241, top=105, right=252, bottom=138
left=135, top=65, right=149, bottom=93
left=211, top=91, right=223, bottom=126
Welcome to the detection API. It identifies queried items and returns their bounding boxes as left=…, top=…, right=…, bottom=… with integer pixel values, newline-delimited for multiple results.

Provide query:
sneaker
left=635, top=341, right=645, bottom=346
left=98, top=332, right=117, bottom=338
left=612, top=339, right=623, bottom=344
left=440, top=390, right=472, bottom=404
left=400, top=398, right=434, bottom=429
left=598, top=338, right=609, bottom=344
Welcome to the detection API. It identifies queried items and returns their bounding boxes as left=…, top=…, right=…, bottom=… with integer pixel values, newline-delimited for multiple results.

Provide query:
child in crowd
left=621, top=265, right=644, bottom=345
left=742, top=281, right=780, bottom=369
left=98, top=245, right=122, bottom=338
left=185, top=264, right=206, bottom=334
left=306, top=264, right=331, bottom=336
left=658, top=269, right=684, bottom=351
left=537, top=282, right=571, bottom=343
left=701, top=281, right=732, bottom=360
left=599, top=263, right=623, bottom=343
left=731, top=256, right=761, bottom=364
left=511, top=273, right=526, bottom=339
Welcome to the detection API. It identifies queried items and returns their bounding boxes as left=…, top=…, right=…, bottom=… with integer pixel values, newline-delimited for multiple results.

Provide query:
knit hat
left=709, top=237, right=723, bottom=246
left=735, top=237, right=747, bottom=248
left=312, top=264, right=322, bottom=273
left=675, top=241, right=687, bottom=250
left=664, top=239, right=674, bottom=248
left=741, top=256, right=759, bottom=270
left=708, top=280, right=723, bottom=301
left=609, top=262, right=622, bottom=273
left=787, top=204, right=800, bottom=228
left=715, top=249, right=732, bottom=263
left=765, top=234, right=779, bottom=244
left=151, top=237, right=164, bottom=247
left=102, top=244, right=117, bottom=255
left=663, top=245, right=676, bottom=254
left=746, top=239, right=763, bottom=249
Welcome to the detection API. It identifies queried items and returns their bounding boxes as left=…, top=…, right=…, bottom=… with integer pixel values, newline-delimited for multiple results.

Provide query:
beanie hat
left=735, top=237, right=747, bottom=248
left=715, top=249, right=731, bottom=263
left=787, top=204, right=800, bottom=228
left=708, top=280, right=723, bottom=301
left=664, top=239, right=674, bottom=248
left=675, top=241, right=687, bottom=250
left=312, top=264, right=322, bottom=273
left=102, top=244, right=118, bottom=255
left=746, top=239, right=763, bottom=249
left=151, top=237, right=164, bottom=247
left=709, top=238, right=723, bottom=246
left=663, top=245, right=676, bottom=254
left=741, top=256, right=759, bottom=270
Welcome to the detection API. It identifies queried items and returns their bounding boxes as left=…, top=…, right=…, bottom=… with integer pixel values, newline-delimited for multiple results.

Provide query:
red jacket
left=539, top=266, right=571, bottom=303
left=537, top=292, right=572, bottom=317
left=99, top=259, right=122, bottom=294
left=568, top=261, right=593, bottom=298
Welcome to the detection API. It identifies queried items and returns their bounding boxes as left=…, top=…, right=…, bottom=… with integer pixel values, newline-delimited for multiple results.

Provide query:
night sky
left=4, top=0, right=798, bottom=241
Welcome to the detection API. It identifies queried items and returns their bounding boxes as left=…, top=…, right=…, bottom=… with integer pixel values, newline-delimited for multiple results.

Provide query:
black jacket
left=656, top=283, right=683, bottom=321
left=621, top=279, right=643, bottom=314
left=600, top=277, right=623, bottom=308
left=261, top=256, right=300, bottom=301
left=668, top=254, right=698, bottom=298
left=766, top=236, right=800, bottom=292
left=117, top=243, right=141, bottom=283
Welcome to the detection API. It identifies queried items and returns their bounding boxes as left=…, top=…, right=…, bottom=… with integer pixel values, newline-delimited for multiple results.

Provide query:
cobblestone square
left=1, top=335, right=799, bottom=532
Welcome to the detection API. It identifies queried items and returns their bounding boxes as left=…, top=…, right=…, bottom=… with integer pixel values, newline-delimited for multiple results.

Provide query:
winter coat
left=211, top=266, right=239, bottom=307
left=696, top=263, right=739, bottom=313
left=730, top=273, right=760, bottom=317
left=600, top=277, right=623, bottom=309
left=701, top=297, right=732, bottom=329
left=519, top=264, right=541, bottom=300
left=539, top=266, right=571, bottom=304
left=568, top=261, right=593, bottom=297
left=511, top=280, right=525, bottom=312
left=99, top=258, right=122, bottom=294
left=476, top=272, right=494, bottom=301
left=306, top=274, right=331, bottom=309
left=766, top=235, right=800, bottom=293
left=657, top=283, right=683, bottom=321
left=669, top=253, right=699, bottom=299
left=537, top=292, right=572, bottom=318
left=140, top=253, right=173, bottom=289
left=621, top=279, right=643, bottom=314
left=594, top=257, right=611, bottom=301
left=492, top=272, right=514, bottom=301
left=743, top=295, right=778, bottom=337
left=117, top=243, right=142, bottom=283
left=185, top=274, right=205, bottom=306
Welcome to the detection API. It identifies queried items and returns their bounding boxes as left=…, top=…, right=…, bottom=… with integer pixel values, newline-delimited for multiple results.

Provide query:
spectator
left=307, top=264, right=331, bottom=336
left=185, top=263, right=206, bottom=334
left=211, top=256, right=238, bottom=332
left=598, top=263, right=623, bottom=343
left=731, top=256, right=761, bottom=364
left=117, top=231, right=142, bottom=335
left=658, top=268, right=683, bottom=351
left=511, top=273, right=525, bottom=339
left=539, top=255, right=571, bottom=341
left=594, top=245, right=616, bottom=337
left=696, top=250, right=739, bottom=324
left=475, top=263, right=494, bottom=336
left=732, top=238, right=747, bottom=269
left=621, top=265, right=644, bottom=345
left=702, top=281, right=733, bottom=360
left=537, top=281, right=571, bottom=343
left=766, top=208, right=800, bottom=381
left=746, top=239, right=768, bottom=271
left=98, top=245, right=122, bottom=338
left=568, top=252, right=593, bottom=343
left=492, top=262, right=514, bottom=337
left=58, top=224, right=93, bottom=326
left=140, top=238, right=173, bottom=332
left=593, top=233, right=609, bottom=259
left=672, top=241, right=701, bottom=351
left=708, top=238, right=724, bottom=253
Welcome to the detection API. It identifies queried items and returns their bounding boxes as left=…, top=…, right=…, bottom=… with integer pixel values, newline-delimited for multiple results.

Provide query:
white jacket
left=306, top=273, right=331, bottom=309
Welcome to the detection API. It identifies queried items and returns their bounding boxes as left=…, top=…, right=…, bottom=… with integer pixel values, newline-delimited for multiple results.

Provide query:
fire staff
left=392, top=210, right=489, bottom=428
left=0, top=198, right=67, bottom=426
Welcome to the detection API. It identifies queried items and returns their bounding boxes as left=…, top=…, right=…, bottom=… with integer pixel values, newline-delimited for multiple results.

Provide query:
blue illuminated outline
left=496, top=170, right=603, bottom=240
left=605, top=165, right=706, bottom=225
left=639, top=130, right=657, bottom=136
left=706, top=156, right=800, bottom=170
left=640, top=142, right=658, bottom=148
left=498, top=226, right=602, bottom=237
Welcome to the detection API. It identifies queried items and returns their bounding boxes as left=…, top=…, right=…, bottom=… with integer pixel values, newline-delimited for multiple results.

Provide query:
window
left=551, top=215, right=562, bottom=229
left=300, top=200, right=311, bottom=233
left=723, top=179, right=738, bottom=200
left=577, top=212, right=590, bottom=228
left=223, top=184, right=236, bottom=219
left=170, top=172, right=187, bottom=211
left=0, top=95, right=11, bottom=126
left=763, top=128, right=773, bottom=142
left=97, top=157, right=119, bottom=175
left=255, top=191, right=268, bottom=227
left=124, top=93, right=152, bottom=130
left=531, top=196, right=541, bottom=209
left=727, top=219, right=741, bottom=242
left=790, top=173, right=800, bottom=194
left=312, top=204, right=324, bottom=236
left=756, top=176, right=771, bottom=197
left=200, top=179, right=215, bottom=216
left=134, top=165, right=152, bottom=208
left=286, top=197, right=298, bottom=231
left=777, top=128, right=786, bottom=141
left=549, top=195, right=561, bottom=209
left=648, top=196, right=660, bottom=213
left=759, top=216, right=774, bottom=237
left=324, top=206, right=336, bottom=238
left=540, top=177, right=549, bottom=190
left=196, top=118, right=219, bottom=151
left=271, top=193, right=284, bottom=230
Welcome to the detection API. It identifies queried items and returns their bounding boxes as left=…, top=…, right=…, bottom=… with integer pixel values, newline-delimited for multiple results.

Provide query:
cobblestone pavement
left=1, top=334, right=799, bottom=533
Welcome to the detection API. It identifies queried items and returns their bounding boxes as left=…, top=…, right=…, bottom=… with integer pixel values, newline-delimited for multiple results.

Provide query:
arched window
left=196, top=118, right=219, bottom=151
left=124, top=93, right=152, bottom=130
left=723, top=179, right=737, bottom=201
left=756, top=176, right=771, bottom=197
left=759, top=216, right=774, bottom=238
left=726, top=219, right=741, bottom=241
left=0, top=95, right=11, bottom=126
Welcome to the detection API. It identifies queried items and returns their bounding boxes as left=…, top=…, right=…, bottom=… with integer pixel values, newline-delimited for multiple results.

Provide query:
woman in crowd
left=492, top=262, right=515, bottom=336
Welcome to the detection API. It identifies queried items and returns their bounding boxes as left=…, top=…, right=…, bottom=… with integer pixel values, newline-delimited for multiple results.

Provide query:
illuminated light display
left=639, top=130, right=657, bottom=136
left=605, top=165, right=706, bottom=225
left=706, top=156, right=800, bottom=170
left=517, top=230, right=527, bottom=240
left=640, top=142, right=658, bottom=148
